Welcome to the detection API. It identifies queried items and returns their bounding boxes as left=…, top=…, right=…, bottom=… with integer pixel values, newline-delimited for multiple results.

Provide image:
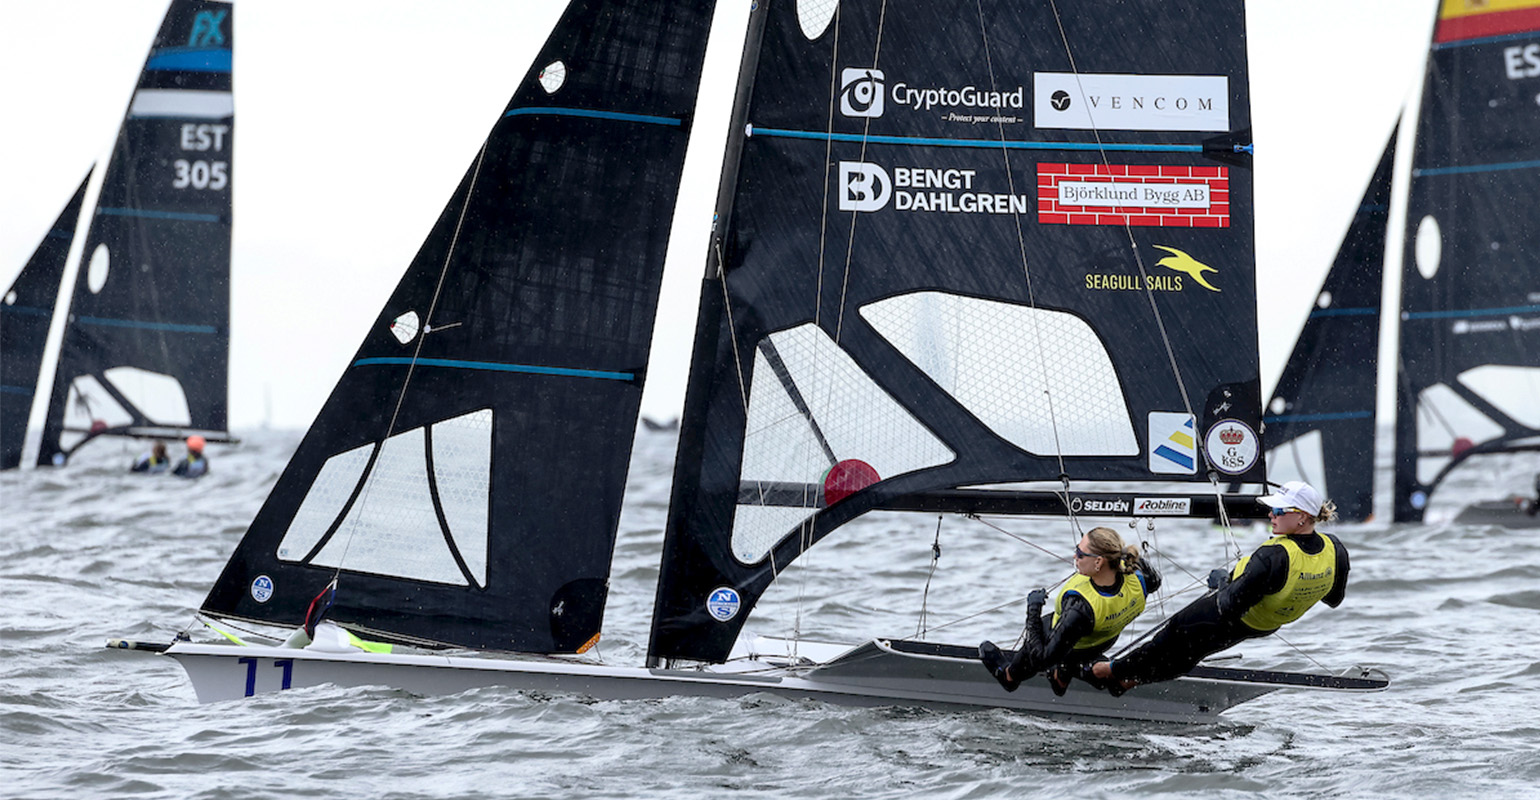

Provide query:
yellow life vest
left=1052, top=572, right=1147, bottom=651
left=1231, top=535, right=1337, bottom=632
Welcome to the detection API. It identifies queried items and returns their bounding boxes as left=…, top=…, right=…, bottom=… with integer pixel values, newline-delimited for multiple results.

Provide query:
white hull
left=150, top=636, right=1384, bottom=724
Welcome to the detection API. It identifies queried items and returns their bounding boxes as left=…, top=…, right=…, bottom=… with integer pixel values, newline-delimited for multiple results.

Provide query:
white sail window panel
left=430, top=409, right=492, bottom=585
left=390, top=311, right=420, bottom=344
left=538, top=61, right=566, bottom=94
left=1266, top=429, right=1327, bottom=498
left=1460, top=365, right=1540, bottom=429
left=313, top=427, right=468, bottom=585
left=60, top=375, right=133, bottom=450
left=861, top=292, right=1137, bottom=456
left=797, top=0, right=838, bottom=39
left=733, top=323, right=955, bottom=564
left=276, top=442, right=374, bottom=562
left=87, top=244, right=110, bottom=294
left=1415, top=383, right=1505, bottom=484
left=104, top=366, right=191, bottom=426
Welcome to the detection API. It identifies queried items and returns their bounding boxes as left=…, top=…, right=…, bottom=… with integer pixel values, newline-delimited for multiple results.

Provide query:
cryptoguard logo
left=841, top=68, right=885, bottom=118
left=707, top=587, right=742, bottom=622
left=839, top=161, right=892, bottom=211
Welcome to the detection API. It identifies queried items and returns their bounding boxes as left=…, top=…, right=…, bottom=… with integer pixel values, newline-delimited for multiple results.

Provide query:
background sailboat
left=24, top=0, right=236, bottom=468
left=1266, top=0, right=1540, bottom=524
left=114, top=0, right=1386, bottom=720
left=0, top=171, right=92, bottom=470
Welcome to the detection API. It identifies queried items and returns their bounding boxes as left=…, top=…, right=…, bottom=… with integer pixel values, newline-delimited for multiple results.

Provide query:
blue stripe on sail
left=1153, top=444, right=1194, bottom=470
left=97, top=207, right=221, bottom=223
left=751, top=127, right=1210, bottom=153
left=76, top=316, right=218, bottom=334
left=3, top=305, right=52, bottom=318
left=1308, top=307, right=1377, bottom=318
left=354, top=356, right=634, bottom=381
left=1264, top=411, right=1373, bottom=424
left=1414, top=160, right=1540, bottom=177
left=146, top=48, right=232, bottom=72
left=1405, top=304, right=1540, bottom=320
left=504, top=107, right=682, bottom=127
left=1, top=384, right=35, bottom=396
left=1432, top=31, right=1539, bottom=50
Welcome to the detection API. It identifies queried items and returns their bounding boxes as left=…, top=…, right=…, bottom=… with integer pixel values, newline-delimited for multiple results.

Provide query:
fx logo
left=838, top=161, right=891, bottom=212
left=188, top=10, right=227, bottom=47
left=840, top=68, right=884, bottom=118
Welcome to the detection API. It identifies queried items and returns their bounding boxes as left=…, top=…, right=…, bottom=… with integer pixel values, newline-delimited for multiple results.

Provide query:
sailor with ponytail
left=979, top=526, right=1162, bottom=695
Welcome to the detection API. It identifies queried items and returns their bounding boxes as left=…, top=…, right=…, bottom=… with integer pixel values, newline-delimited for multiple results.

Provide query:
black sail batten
left=36, top=0, right=234, bottom=466
left=1393, top=8, right=1540, bottom=521
left=1261, top=127, right=1397, bottom=522
left=201, top=0, right=718, bottom=654
left=651, top=0, right=1260, bottom=664
left=1, top=171, right=93, bottom=470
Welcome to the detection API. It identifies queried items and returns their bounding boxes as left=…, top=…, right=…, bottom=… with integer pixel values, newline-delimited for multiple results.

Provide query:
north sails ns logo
left=841, top=68, right=885, bottom=118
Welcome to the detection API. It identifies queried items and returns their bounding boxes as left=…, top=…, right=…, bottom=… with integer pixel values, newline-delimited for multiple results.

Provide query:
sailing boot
left=978, top=641, right=1021, bottom=692
left=1046, top=665, right=1072, bottom=697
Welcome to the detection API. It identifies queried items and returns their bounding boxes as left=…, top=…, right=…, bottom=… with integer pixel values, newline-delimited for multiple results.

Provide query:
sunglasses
left=1073, top=546, right=1100, bottom=559
left=1270, top=507, right=1304, bottom=516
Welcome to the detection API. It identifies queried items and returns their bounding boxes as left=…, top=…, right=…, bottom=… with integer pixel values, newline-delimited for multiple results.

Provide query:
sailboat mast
left=650, top=0, right=774, bottom=670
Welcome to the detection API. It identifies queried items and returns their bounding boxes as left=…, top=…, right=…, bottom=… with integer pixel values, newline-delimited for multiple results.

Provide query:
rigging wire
left=915, top=516, right=944, bottom=639
left=326, top=139, right=495, bottom=590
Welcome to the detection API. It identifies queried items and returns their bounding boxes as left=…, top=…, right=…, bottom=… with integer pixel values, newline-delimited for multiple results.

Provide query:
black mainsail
left=36, top=0, right=234, bottom=465
left=650, top=0, right=1262, bottom=664
left=1261, top=129, right=1396, bottom=522
left=1, top=171, right=93, bottom=470
left=1393, top=1, right=1540, bottom=521
left=200, top=0, right=718, bottom=653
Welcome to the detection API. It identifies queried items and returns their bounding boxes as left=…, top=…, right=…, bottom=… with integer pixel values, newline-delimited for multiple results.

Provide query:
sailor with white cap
left=1089, top=480, right=1351, bottom=692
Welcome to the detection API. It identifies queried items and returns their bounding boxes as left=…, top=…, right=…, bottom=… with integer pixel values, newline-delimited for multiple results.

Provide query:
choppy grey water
left=2, top=429, right=1538, bottom=798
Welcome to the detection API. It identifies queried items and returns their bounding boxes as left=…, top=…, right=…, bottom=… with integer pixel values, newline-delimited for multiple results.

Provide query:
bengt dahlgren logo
left=838, top=162, right=892, bottom=211
left=841, top=68, right=885, bottom=118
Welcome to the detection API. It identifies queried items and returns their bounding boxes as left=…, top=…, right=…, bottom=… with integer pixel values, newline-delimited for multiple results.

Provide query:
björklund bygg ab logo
left=841, top=68, right=885, bottom=118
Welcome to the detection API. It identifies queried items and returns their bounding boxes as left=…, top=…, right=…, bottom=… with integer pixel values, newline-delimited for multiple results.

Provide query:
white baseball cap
left=1258, top=481, right=1324, bottom=516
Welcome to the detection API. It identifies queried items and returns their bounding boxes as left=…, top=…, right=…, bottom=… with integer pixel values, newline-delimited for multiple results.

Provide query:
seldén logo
left=188, top=9, right=228, bottom=46
left=841, top=68, right=885, bottom=118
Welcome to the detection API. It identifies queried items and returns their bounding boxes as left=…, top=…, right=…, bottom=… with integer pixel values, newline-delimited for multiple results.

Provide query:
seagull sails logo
left=1085, top=245, right=1221, bottom=293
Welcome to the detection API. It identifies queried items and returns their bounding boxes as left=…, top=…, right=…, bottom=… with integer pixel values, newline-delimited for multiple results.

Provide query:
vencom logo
left=838, top=162, right=892, bottom=211
left=840, top=68, right=885, bottom=118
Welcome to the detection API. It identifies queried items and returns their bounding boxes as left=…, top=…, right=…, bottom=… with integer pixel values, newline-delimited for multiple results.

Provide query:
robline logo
left=840, top=68, right=885, bottom=118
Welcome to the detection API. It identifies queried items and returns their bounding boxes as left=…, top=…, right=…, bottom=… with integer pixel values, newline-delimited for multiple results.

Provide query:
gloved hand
left=1207, top=568, right=1231, bottom=590
left=1027, top=588, right=1047, bottom=607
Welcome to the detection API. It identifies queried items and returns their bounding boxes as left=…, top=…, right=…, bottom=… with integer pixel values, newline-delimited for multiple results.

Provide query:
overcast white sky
left=0, top=0, right=1434, bottom=431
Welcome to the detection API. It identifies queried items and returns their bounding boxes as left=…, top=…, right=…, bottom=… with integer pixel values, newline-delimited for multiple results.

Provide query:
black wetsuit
left=1007, top=565, right=1162, bottom=679
left=1108, top=532, right=1349, bottom=685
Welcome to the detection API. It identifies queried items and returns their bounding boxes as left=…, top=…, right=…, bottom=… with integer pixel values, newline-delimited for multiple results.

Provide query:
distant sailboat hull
left=148, top=637, right=1385, bottom=723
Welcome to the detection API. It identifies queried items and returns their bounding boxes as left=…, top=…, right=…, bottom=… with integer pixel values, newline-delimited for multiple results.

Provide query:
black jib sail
left=650, top=0, right=1262, bottom=664
left=1261, top=129, right=1397, bottom=522
left=1, top=171, right=93, bottom=470
left=1394, top=2, right=1540, bottom=521
left=36, top=0, right=234, bottom=466
left=199, top=0, right=718, bottom=653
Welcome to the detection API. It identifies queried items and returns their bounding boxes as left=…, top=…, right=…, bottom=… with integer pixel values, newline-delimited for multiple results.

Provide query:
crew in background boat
left=173, top=436, right=209, bottom=479
left=130, top=441, right=171, bottom=474
left=980, top=527, right=1161, bottom=695
left=1091, top=481, right=1349, bottom=693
